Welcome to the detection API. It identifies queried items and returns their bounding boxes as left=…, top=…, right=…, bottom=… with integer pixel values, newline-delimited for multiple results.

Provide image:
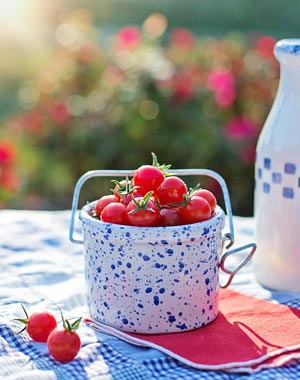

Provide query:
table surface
left=1, top=209, right=300, bottom=380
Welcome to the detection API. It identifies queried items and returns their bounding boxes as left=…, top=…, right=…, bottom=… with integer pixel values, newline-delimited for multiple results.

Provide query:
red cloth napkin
left=86, top=289, right=300, bottom=373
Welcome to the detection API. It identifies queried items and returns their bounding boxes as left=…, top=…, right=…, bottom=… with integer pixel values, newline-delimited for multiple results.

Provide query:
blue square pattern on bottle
left=272, top=172, right=282, bottom=184
left=258, top=167, right=262, bottom=179
left=284, top=162, right=296, bottom=174
left=283, top=187, right=294, bottom=199
left=259, top=158, right=298, bottom=198
left=264, top=157, right=271, bottom=169
left=263, top=182, right=270, bottom=193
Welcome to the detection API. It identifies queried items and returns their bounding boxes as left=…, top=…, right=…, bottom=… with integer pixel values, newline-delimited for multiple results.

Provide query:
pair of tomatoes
left=93, top=157, right=217, bottom=227
left=15, top=305, right=81, bottom=363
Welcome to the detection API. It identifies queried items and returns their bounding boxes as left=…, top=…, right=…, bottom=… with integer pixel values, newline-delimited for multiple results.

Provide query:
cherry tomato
left=158, top=208, right=181, bottom=226
left=101, top=202, right=128, bottom=225
left=15, top=305, right=57, bottom=343
left=95, top=195, right=118, bottom=218
left=133, top=165, right=165, bottom=195
left=113, top=178, right=144, bottom=205
left=157, top=176, right=188, bottom=206
left=48, top=329, right=81, bottom=363
left=127, top=195, right=159, bottom=227
left=192, top=188, right=217, bottom=215
left=47, top=316, right=81, bottom=363
left=178, top=195, right=211, bottom=224
left=119, top=190, right=144, bottom=206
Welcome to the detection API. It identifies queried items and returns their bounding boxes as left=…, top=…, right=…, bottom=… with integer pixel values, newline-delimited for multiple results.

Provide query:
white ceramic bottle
left=254, top=39, right=300, bottom=292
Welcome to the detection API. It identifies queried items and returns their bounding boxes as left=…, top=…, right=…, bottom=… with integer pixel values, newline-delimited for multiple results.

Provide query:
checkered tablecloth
left=1, top=209, right=300, bottom=380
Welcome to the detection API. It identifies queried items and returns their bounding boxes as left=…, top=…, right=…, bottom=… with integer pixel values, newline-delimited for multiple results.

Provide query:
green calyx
left=169, top=183, right=202, bottom=207
left=151, top=152, right=172, bottom=175
left=188, top=183, right=201, bottom=195
left=14, top=304, right=29, bottom=334
left=61, top=313, right=82, bottom=332
left=128, top=191, right=156, bottom=214
left=111, top=176, right=139, bottom=196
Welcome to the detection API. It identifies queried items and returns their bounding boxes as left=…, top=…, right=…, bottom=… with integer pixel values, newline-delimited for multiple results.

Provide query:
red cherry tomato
left=101, top=202, right=128, bottom=225
left=158, top=208, right=181, bottom=226
left=126, top=196, right=159, bottom=227
left=157, top=176, right=188, bottom=205
left=15, top=305, right=57, bottom=343
left=120, top=189, right=144, bottom=206
left=95, top=195, right=118, bottom=218
left=178, top=195, right=211, bottom=224
left=47, top=316, right=82, bottom=363
left=47, top=328, right=81, bottom=363
left=133, top=165, right=165, bottom=195
left=113, top=179, right=144, bottom=205
left=192, top=188, right=217, bottom=214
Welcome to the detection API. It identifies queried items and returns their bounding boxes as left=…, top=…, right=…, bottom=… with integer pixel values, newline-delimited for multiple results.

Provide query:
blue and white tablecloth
left=1, top=209, right=300, bottom=380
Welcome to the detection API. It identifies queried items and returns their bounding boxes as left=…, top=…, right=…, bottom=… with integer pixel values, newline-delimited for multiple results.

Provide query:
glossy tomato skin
left=157, top=176, right=188, bottom=206
left=192, top=189, right=217, bottom=214
left=158, top=208, right=181, bottom=226
left=47, top=328, right=81, bottom=363
left=126, top=197, right=159, bottom=227
left=101, top=202, right=128, bottom=225
left=119, top=189, right=144, bottom=206
left=133, top=165, right=165, bottom=195
left=26, top=312, right=57, bottom=343
left=95, top=195, right=118, bottom=218
left=178, top=196, right=211, bottom=224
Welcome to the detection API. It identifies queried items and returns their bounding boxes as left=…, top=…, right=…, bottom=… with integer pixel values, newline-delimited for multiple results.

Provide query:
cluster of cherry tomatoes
left=15, top=305, right=81, bottom=363
left=92, top=154, right=217, bottom=227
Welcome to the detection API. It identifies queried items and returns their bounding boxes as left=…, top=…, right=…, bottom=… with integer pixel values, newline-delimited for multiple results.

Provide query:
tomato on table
left=15, top=305, right=57, bottom=343
left=47, top=315, right=82, bottom=363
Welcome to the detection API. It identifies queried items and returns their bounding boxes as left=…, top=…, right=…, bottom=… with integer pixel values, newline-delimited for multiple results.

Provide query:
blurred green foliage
left=0, top=9, right=279, bottom=214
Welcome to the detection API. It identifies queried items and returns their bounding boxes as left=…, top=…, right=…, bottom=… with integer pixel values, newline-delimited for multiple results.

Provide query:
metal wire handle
left=219, top=243, right=257, bottom=288
left=69, top=168, right=235, bottom=245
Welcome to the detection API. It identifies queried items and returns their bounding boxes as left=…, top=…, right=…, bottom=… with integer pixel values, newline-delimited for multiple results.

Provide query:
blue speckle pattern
left=256, top=156, right=299, bottom=200
left=79, top=203, right=225, bottom=334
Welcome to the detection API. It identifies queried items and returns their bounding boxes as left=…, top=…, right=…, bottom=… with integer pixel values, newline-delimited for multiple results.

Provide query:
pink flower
left=115, top=26, right=141, bottom=50
left=207, top=69, right=236, bottom=108
left=225, top=117, right=258, bottom=140
left=0, top=140, right=17, bottom=166
left=0, top=168, right=20, bottom=191
left=170, top=28, right=195, bottom=49
left=255, top=35, right=276, bottom=59
left=48, top=101, right=70, bottom=124
left=173, top=71, right=195, bottom=101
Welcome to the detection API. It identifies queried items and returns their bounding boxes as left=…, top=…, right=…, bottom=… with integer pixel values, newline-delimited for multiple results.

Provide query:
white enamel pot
left=70, top=169, right=256, bottom=334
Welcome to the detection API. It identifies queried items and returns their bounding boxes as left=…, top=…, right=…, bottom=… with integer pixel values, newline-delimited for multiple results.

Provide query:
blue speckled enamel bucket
left=70, top=169, right=256, bottom=334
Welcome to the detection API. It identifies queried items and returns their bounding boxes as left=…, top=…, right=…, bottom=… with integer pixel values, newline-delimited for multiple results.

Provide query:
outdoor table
left=1, top=209, right=300, bottom=380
